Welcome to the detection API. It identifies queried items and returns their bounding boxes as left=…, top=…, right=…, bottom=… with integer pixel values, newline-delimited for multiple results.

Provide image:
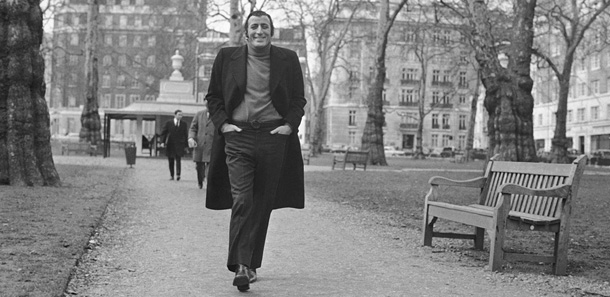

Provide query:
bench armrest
left=428, top=176, right=487, bottom=188
left=498, top=183, right=571, bottom=199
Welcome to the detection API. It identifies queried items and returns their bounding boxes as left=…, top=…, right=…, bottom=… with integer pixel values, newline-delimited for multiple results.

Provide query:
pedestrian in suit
left=160, top=109, right=188, bottom=181
left=205, top=10, right=306, bottom=292
left=188, top=102, right=215, bottom=189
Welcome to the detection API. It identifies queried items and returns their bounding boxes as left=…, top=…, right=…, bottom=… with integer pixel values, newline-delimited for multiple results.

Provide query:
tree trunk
left=361, top=0, right=389, bottom=165
left=0, top=0, right=61, bottom=186
left=550, top=67, right=572, bottom=163
left=465, top=72, right=481, bottom=161
left=80, top=0, right=101, bottom=146
left=469, top=0, right=537, bottom=162
left=229, top=0, right=243, bottom=47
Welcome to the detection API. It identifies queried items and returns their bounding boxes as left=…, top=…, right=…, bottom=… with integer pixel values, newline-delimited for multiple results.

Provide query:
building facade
left=48, top=0, right=204, bottom=141
left=532, top=47, right=610, bottom=154
left=322, top=3, right=480, bottom=152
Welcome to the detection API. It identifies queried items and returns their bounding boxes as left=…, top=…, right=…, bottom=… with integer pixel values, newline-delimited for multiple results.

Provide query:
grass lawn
left=0, top=160, right=127, bottom=297
left=0, top=153, right=608, bottom=296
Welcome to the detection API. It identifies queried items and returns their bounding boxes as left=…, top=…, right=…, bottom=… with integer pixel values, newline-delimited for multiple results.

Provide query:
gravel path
left=65, top=156, right=573, bottom=297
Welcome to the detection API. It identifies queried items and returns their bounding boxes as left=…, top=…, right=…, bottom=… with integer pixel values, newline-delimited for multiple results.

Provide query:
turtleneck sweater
left=232, top=43, right=282, bottom=122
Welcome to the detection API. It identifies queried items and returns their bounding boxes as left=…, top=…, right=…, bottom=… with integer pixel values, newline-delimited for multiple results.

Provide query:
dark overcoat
left=188, top=109, right=215, bottom=162
left=160, top=119, right=188, bottom=158
left=205, top=45, right=306, bottom=210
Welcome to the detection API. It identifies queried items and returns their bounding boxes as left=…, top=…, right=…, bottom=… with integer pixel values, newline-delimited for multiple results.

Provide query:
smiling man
left=204, top=10, right=307, bottom=292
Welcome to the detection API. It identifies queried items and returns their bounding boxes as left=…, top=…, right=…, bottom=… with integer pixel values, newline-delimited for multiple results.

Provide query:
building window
left=432, top=91, right=440, bottom=104
left=70, top=33, right=79, bottom=45
left=68, top=73, right=77, bottom=87
left=105, top=35, right=112, bottom=45
left=103, top=55, right=112, bottom=66
left=458, top=135, right=466, bottom=149
left=120, top=15, right=127, bottom=27
left=133, top=55, right=141, bottom=67
left=118, top=55, right=127, bottom=67
left=148, top=36, right=156, bottom=47
left=117, top=75, right=126, bottom=88
left=538, top=113, right=543, bottom=126
left=116, top=94, right=125, bottom=108
left=591, top=106, right=599, bottom=120
left=442, top=70, right=450, bottom=82
left=459, top=95, right=466, bottom=104
left=432, top=114, right=439, bottom=129
left=432, top=69, right=440, bottom=83
left=431, top=134, right=438, bottom=147
left=129, top=94, right=140, bottom=104
left=147, top=55, right=155, bottom=67
left=146, top=75, right=154, bottom=85
left=442, top=114, right=450, bottom=129
left=459, top=115, right=467, bottom=130
left=577, top=108, right=585, bottom=122
left=567, top=110, right=573, bottom=122
left=102, top=74, right=111, bottom=88
left=101, top=94, right=111, bottom=108
left=133, top=35, right=141, bottom=47
left=105, top=14, right=112, bottom=27
left=591, top=54, right=600, bottom=70
left=348, top=110, right=356, bottom=126
left=131, top=72, right=141, bottom=88
left=579, top=83, right=586, bottom=97
left=119, top=35, right=127, bottom=47
left=349, top=131, right=356, bottom=146
left=442, top=135, right=451, bottom=147
left=458, top=71, right=467, bottom=88
left=135, top=16, right=142, bottom=27
left=592, top=80, right=599, bottom=94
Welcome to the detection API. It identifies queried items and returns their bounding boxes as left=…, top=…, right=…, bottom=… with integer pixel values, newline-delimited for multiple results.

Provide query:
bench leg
left=553, top=230, right=569, bottom=275
left=488, top=218, right=506, bottom=272
left=474, top=227, right=485, bottom=250
left=422, top=213, right=436, bottom=247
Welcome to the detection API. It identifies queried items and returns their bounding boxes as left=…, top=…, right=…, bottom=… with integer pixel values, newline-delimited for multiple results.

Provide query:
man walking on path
left=188, top=101, right=215, bottom=189
left=160, top=109, right=189, bottom=181
left=205, top=10, right=306, bottom=292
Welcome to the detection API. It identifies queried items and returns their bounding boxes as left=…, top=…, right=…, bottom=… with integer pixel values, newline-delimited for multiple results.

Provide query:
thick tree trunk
left=465, top=73, right=481, bottom=161
left=229, top=0, right=243, bottom=47
left=0, top=0, right=61, bottom=186
left=469, top=0, right=537, bottom=162
left=80, top=0, right=101, bottom=145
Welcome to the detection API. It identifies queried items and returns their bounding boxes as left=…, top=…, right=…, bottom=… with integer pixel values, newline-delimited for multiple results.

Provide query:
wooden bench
left=422, top=155, right=587, bottom=275
left=61, top=142, right=96, bottom=156
left=332, top=150, right=369, bottom=171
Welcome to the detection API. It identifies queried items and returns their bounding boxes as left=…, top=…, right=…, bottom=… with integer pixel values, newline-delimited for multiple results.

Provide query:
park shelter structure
left=102, top=51, right=204, bottom=157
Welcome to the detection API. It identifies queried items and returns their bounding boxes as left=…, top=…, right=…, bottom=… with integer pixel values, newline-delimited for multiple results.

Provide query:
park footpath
left=59, top=155, right=577, bottom=297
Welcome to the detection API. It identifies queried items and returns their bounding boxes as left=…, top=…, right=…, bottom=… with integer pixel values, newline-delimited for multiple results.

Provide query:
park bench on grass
left=61, top=142, right=97, bottom=156
left=422, top=155, right=587, bottom=275
left=332, top=149, right=369, bottom=171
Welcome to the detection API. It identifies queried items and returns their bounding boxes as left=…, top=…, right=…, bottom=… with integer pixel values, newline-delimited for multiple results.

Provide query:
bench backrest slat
left=480, top=156, right=587, bottom=218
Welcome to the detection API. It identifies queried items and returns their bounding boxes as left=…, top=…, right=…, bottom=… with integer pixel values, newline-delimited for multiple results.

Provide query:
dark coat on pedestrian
left=188, top=109, right=215, bottom=163
left=160, top=119, right=188, bottom=158
left=205, top=45, right=306, bottom=210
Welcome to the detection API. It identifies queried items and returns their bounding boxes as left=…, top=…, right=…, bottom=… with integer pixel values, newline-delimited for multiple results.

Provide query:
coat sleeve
left=188, top=113, right=199, bottom=139
left=205, top=49, right=229, bottom=133
left=284, top=50, right=306, bottom=131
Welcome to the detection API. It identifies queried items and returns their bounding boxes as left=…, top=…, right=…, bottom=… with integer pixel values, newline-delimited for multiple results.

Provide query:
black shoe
left=170, top=176, right=174, bottom=181
left=233, top=264, right=250, bottom=292
left=198, top=183, right=203, bottom=189
left=248, top=268, right=257, bottom=283
left=176, top=176, right=180, bottom=181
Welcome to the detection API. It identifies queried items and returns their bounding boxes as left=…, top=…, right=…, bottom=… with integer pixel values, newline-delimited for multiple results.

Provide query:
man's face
left=246, top=15, right=272, bottom=49
left=175, top=112, right=183, bottom=121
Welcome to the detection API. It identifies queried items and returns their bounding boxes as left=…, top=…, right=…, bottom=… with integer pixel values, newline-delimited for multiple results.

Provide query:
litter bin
left=124, top=142, right=136, bottom=168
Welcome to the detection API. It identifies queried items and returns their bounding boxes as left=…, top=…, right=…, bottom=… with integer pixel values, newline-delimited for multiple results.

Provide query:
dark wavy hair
left=243, top=10, right=274, bottom=37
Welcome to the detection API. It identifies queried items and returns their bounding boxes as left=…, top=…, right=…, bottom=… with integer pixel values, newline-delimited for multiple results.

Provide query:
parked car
left=440, top=146, right=457, bottom=158
left=537, top=150, right=552, bottom=163
left=471, top=148, right=488, bottom=160
left=384, top=146, right=405, bottom=157
left=589, top=149, right=610, bottom=166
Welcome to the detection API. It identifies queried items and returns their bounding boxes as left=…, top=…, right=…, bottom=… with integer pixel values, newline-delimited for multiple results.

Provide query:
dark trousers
left=223, top=126, right=288, bottom=272
left=195, top=161, right=208, bottom=185
left=168, top=156, right=182, bottom=177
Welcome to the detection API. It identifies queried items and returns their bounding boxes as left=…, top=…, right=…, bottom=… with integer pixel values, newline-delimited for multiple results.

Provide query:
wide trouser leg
left=224, top=129, right=288, bottom=272
left=196, top=161, right=205, bottom=185
left=175, top=156, right=182, bottom=177
left=168, top=157, right=175, bottom=177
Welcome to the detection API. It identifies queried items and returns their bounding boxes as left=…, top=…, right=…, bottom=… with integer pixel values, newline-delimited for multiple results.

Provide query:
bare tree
left=80, top=0, right=101, bottom=146
left=274, top=0, right=365, bottom=155
left=361, top=0, right=409, bottom=165
left=445, top=0, right=538, bottom=161
left=0, top=0, right=61, bottom=186
left=533, top=0, right=610, bottom=163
